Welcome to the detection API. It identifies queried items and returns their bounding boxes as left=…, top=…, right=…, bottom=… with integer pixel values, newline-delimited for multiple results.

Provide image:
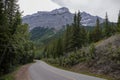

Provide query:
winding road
left=29, top=60, right=105, bottom=80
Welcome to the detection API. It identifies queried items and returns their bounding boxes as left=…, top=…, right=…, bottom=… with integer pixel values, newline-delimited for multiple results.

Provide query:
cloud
left=19, top=0, right=60, bottom=16
left=51, top=0, right=120, bottom=22
left=51, top=0, right=70, bottom=6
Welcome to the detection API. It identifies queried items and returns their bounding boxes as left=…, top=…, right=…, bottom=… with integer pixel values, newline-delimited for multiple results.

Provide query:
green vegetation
left=0, top=0, right=119, bottom=79
left=0, top=73, right=14, bottom=80
left=0, top=0, right=34, bottom=77
left=42, top=11, right=120, bottom=79
left=30, top=27, right=64, bottom=47
left=44, top=59, right=115, bottom=80
left=0, top=66, right=20, bottom=80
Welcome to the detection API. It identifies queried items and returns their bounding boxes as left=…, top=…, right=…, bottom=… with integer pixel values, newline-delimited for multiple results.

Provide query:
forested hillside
left=30, top=27, right=64, bottom=47
left=43, top=11, right=120, bottom=79
left=0, top=0, right=34, bottom=77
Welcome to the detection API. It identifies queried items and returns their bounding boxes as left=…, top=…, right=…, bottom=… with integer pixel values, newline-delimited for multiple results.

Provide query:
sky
left=18, top=0, right=120, bottom=22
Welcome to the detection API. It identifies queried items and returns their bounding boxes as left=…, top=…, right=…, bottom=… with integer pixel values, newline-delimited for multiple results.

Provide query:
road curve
left=29, top=60, right=105, bottom=80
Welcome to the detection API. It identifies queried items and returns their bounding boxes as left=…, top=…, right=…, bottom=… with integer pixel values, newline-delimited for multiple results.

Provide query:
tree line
left=0, top=0, right=34, bottom=76
left=44, top=11, right=120, bottom=59
left=43, top=11, right=120, bottom=79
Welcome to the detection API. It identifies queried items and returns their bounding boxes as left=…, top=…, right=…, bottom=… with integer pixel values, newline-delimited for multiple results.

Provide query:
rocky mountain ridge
left=22, top=7, right=104, bottom=30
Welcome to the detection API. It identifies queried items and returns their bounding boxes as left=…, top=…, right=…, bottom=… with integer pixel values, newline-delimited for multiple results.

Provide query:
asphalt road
left=29, top=60, right=105, bottom=80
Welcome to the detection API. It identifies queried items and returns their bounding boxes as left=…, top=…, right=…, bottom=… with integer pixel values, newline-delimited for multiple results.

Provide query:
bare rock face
left=22, top=7, right=104, bottom=30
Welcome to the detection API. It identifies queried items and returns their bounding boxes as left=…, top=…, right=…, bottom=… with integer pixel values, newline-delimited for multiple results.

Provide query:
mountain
left=24, top=7, right=104, bottom=46
left=22, top=7, right=104, bottom=30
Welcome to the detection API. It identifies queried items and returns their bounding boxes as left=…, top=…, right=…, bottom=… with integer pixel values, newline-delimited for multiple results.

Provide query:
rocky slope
left=81, top=34, right=120, bottom=79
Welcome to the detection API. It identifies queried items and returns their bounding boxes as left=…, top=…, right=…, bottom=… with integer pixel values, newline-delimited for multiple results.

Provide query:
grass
left=44, top=61, right=115, bottom=80
left=0, top=62, right=35, bottom=80
left=0, top=73, right=14, bottom=80
left=0, top=65, right=22, bottom=80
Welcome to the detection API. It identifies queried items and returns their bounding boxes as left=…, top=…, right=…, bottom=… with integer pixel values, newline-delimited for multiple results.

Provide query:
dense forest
left=44, top=11, right=120, bottom=58
left=0, top=0, right=34, bottom=76
left=43, top=11, right=120, bottom=79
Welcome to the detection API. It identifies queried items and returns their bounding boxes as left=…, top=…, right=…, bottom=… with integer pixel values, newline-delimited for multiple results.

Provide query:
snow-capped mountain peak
left=51, top=7, right=69, bottom=14
left=22, top=7, right=104, bottom=30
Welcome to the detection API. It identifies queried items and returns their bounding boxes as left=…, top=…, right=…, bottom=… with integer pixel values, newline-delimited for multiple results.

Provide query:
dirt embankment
left=15, top=64, right=31, bottom=80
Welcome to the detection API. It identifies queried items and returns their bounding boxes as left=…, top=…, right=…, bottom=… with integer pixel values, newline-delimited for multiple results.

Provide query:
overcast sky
left=18, top=0, right=120, bottom=22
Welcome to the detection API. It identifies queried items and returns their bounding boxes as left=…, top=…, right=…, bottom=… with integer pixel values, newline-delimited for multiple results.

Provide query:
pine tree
left=0, top=0, right=11, bottom=74
left=71, top=12, right=82, bottom=51
left=56, top=38, right=63, bottom=57
left=103, top=12, right=110, bottom=37
left=117, top=10, right=120, bottom=32
left=63, top=25, right=72, bottom=52
left=5, top=0, right=19, bottom=27
left=88, top=31, right=92, bottom=43
left=0, top=0, right=4, bottom=25
left=63, top=11, right=82, bottom=52
left=88, top=18, right=102, bottom=42
left=0, top=0, right=34, bottom=75
left=43, top=46, right=47, bottom=58
left=93, top=18, right=102, bottom=42
left=109, top=23, right=116, bottom=35
left=12, top=10, right=22, bottom=34
left=80, top=27, right=88, bottom=45
left=118, top=10, right=120, bottom=26
left=77, top=11, right=81, bottom=27
left=74, top=13, right=77, bottom=27
left=48, top=38, right=63, bottom=58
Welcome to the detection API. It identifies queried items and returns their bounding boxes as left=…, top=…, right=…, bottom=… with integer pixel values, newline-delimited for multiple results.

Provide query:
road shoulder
left=15, top=64, right=32, bottom=80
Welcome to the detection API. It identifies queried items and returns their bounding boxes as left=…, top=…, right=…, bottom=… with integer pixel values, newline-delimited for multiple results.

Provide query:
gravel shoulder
left=15, top=64, right=31, bottom=80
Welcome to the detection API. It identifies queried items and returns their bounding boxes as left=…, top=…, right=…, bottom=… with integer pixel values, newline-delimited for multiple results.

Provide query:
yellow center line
left=43, top=66, right=76, bottom=80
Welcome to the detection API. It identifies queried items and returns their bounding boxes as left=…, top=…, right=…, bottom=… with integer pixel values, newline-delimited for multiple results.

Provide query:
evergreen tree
left=0, top=0, right=34, bottom=76
left=42, top=46, right=47, bottom=58
left=116, top=10, right=120, bottom=32
left=70, top=11, right=82, bottom=51
left=77, top=11, right=81, bottom=27
left=0, top=0, right=4, bottom=25
left=47, top=38, right=63, bottom=58
left=118, top=11, right=120, bottom=27
left=109, top=23, right=116, bottom=35
left=103, top=13, right=110, bottom=37
left=93, top=18, right=102, bottom=42
left=5, top=0, right=19, bottom=27
left=12, top=10, right=21, bottom=34
left=63, top=25, right=72, bottom=52
left=63, top=11, right=82, bottom=52
left=56, top=38, right=63, bottom=57
left=74, top=13, right=77, bottom=27
left=80, top=27, right=88, bottom=45
left=0, top=0, right=11, bottom=74
left=45, top=41, right=55, bottom=58
left=88, top=31, right=92, bottom=43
